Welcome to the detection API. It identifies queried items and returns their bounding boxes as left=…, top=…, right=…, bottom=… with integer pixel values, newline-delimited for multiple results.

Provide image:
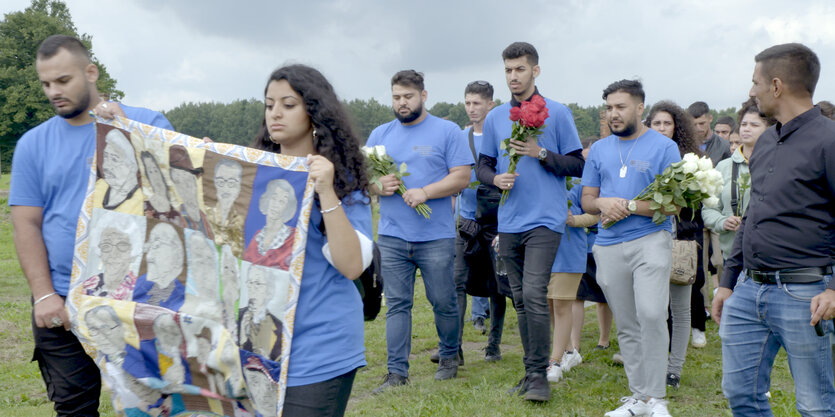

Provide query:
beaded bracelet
left=321, top=201, right=342, bottom=214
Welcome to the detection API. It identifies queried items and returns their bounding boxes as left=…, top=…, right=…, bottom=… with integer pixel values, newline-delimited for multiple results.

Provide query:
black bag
left=354, top=243, right=384, bottom=321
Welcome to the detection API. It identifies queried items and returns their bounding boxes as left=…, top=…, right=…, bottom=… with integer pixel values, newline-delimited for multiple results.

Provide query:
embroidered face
left=146, top=223, right=184, bottom=288
left=244, top=368, right=277, bottom=416
left=214, top=160, right=242, bottom=217
left=170, top=168, right=200, bottom=220
left=102, top=129, right=139, bottom=195
left=246, top=266, right=273, bottom=313
left=187, top=233, right=218, bottom=296
left=220, top=246, right=239, bottom=307
left=85, top=306, right=125, bottom=359
left=152, top=313, right=182, bottom=355
left=141, top=152, right=171, bottom=213
left=100, top=227, right=132, bottom=284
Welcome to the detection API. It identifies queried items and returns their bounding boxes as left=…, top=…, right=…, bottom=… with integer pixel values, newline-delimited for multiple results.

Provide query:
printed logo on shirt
left=629, top=159, right=651, bottom=173
left=413, top=145, right=436, bottom=157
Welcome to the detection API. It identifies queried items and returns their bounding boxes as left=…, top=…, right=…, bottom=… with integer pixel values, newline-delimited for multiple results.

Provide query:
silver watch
left=537, top=147, right=548, bottom=161
left=627, top=200, right=637, bottom=212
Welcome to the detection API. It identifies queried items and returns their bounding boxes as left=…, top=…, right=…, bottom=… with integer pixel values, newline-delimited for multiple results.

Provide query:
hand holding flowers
left=362, top=145, right=432, bottom=219
left=603, top=152, right=723, bottom=228
left=498, top=94, right=549, bottom=205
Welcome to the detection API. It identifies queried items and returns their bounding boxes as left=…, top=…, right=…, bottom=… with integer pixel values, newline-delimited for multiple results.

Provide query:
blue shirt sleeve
left=365, top=127, right=380, bottom=147
left=445, top=125, right=474, bottom=169
left=8, top=132, right=44, bottom=207
left=343, top=192, right=372, bottom=240
left=581, top=142, right=601, bottom=188
left=481, top=111, right=498, bottom=158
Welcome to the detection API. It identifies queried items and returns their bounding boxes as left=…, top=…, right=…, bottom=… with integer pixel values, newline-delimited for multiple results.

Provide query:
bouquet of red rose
left=499, top=94, right=549, bottom=205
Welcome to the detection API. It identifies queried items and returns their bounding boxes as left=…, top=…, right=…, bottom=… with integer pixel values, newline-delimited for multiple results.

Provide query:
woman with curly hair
left=645, top=100, right=706, bottom=389
left=251, top=64, right=371, bottom=416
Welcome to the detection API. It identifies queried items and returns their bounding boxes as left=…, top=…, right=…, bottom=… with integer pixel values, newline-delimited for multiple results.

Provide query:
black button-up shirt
left=722, top=106, right=835, bottom=290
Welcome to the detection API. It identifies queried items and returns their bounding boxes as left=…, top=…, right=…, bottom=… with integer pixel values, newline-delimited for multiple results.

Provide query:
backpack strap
left=730, top=161, right=740, bottom=216
left=468, top=128, right=477, bottom=162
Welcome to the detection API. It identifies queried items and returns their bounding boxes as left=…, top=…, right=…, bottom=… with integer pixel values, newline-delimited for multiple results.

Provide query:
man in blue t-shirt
left=367, top=70, right=473, bottom=393
left=9, top=35, right=173, bottom=417
left=581, top=80, right=680, bottom=417
left=476, top=42, right=584, bottom=402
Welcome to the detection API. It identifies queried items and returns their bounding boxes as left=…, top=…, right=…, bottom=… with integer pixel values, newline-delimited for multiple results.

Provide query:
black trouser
left=453, top=235, right=508, bottom=350
left=283, top=368, right=357, bottom=417
left=689, top=234, right=707, bottom=332
left=499, top=227, right=561, bottom=376
left=31, top=310, right=101, bottom=417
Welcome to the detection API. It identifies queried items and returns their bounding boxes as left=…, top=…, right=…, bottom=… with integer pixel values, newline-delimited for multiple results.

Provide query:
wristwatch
left=537, top=147, right=548, bottom=161
left=627, top=200, right=637, bottom=213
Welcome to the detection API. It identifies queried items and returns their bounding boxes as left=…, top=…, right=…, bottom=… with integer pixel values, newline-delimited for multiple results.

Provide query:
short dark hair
left=464, top=81, right=493, bottom=100
left=818, top=100, right=835, bottom=120
left=715, top=116, right=735, bottom=130
left=502, top=42, right=539, bottom=65
left=391, top=70, right=425, bottom=91
left=755, top=43, right=820, bottom=96
left=37, top=34, right=91, bottom=62
left=602, top=79, right=645, bottom=103
left=687, top=101, right=710, bottom=119
left=737, top=97, right=777, bottom=127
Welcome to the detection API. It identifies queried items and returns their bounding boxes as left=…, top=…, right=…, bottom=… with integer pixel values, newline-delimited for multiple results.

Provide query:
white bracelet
left=321, top=201, right=342, bottom=214
left=34, top=292, right=58, bottom=306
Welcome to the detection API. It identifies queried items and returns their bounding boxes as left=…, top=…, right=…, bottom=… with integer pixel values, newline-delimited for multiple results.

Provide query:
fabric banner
left=67, top=116, right=314, bottom=417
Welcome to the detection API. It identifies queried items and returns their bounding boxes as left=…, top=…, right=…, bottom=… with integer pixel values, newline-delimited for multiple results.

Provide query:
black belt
left=747, top=266, right=833, bottom=284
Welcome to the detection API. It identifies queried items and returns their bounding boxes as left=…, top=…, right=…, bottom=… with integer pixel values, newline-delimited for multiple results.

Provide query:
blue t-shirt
left=581, top=129, right=681, bottom=246
left=9, top=105, right=173, bottom=296
left=481, top=99, right=582, bottom=234
left=456, top=128, right=482, bottom=221
left=287, top=191, right=370, bottom=386
left=366, top=114, right=473, bottom=242
left=552, top=185, right=588, bottom=273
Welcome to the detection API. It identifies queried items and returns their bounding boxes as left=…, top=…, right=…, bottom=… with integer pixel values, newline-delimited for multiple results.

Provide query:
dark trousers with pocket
left=283, top=368, right=357, bottom=417
left=31, top=311, right=101, bottom=417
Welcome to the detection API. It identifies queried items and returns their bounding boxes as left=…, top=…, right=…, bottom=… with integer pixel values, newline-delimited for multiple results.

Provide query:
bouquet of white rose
left=604, top=152, right=723, bottom=228
left=362, top=145, right=431, bottom=219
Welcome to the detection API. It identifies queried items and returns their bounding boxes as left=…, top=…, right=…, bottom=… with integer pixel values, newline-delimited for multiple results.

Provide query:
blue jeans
left=471, top=297, right=489, bottom=320
left=499, top=227, right=561, bottom=376
left=720, top=273, right=835, bottom=416
left=378, top=235, right=459, bottom=377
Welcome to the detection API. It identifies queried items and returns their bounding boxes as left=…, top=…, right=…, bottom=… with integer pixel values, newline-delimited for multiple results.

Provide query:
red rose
left=531, top=95, right=546, bottom=108
left=509, top=107, right=521, bottom=122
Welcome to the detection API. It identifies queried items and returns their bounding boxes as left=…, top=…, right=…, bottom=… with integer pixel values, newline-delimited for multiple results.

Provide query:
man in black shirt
left=711, top=43, right=835, bottom=416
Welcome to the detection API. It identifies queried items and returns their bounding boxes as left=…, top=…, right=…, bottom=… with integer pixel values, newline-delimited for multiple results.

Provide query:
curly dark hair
left=252, top=64, right=369, bottom=203
left=736, top=97, right=777, bottom=127
left=645, top=100, right=701, bottom=157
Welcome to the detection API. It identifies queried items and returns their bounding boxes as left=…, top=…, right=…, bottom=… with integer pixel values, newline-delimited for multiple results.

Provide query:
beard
left=55, top=89, right=92, bottom=119
left=393, top=104, right=423, bottom=124
left=610, top=117, right=640, bottom=137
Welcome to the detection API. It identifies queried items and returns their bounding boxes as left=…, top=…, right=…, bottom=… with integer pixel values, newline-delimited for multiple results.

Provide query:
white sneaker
left=691, top=329, right=706, bottom=348
left=546, top=359, right=563, bottom=383
left=561, top=350, right=583, bottom=372
left=612, top=352, right=624, bottom=365
left=647, top=398, right=672, bottom=416
left=605, top=397, right=649, bottom=417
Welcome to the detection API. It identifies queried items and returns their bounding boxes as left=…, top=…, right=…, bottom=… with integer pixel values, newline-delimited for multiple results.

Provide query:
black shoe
left=666, top=373, right=680, bottom=389
left=435, top=358, right=458, bottom=380
left=484, top=345, right=502, bottom=362
left=523, top=373, right=551, bottom=402
left=430, top=348, right=464, bottom=365
left=507, top=375, right=529, bottom=396
left=594, top=344, right=609, bottom=350
left=473, top=317, right=487, bottom=334
left=371, top=373, right=409, bottom=394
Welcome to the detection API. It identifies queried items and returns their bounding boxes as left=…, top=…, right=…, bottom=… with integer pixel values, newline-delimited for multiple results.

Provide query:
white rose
left=698, top=157, right=713, bottom=172
left=703, top=196, right=719, bottom=208
left=708, top=170, right=723, bottom=182
left=374, top=145, right=387, bottom=157
left=683, top=153, right=699, bottom=164
left=361, top=146, right=373, bottom=157
left=682, top=161, right=698, bottom=174
left=694, top=171, right=707, bottom=180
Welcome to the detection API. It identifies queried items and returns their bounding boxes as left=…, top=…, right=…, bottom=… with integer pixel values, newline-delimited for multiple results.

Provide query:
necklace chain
left=618, top=137, right=639, bottom=173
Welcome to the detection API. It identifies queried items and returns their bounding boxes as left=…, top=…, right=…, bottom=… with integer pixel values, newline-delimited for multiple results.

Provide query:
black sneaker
left=507, top=375, right=529, bottom=396
left=484, top=345, right=502, bottom=362
left=435, top=357, right=458, bottom=380
left=666, top=373, right=680, bottom=389
left=523, top=373, right=551, bottom=402
left=473, top=317, right=487, bottom=334
left=430, top=348, right=464, bottom=365
left=371, top=373, right=409, bottom=395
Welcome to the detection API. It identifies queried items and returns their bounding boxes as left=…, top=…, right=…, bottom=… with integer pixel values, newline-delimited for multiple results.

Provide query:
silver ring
left=51, top=317, right=63, bottom=327
left=102, top=103, right=108, bottom=109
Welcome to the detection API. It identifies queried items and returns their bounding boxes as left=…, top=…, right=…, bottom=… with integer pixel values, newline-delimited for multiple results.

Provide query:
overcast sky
left=4, top=0, right=835, bottom=113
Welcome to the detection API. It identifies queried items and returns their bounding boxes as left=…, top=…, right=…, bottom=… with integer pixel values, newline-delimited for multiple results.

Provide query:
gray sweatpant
left=593, top=230, right=672, bottom=399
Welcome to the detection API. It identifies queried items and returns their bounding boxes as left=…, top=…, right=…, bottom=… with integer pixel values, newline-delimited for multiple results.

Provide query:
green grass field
left=0, top=180, right=800, bottom=416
